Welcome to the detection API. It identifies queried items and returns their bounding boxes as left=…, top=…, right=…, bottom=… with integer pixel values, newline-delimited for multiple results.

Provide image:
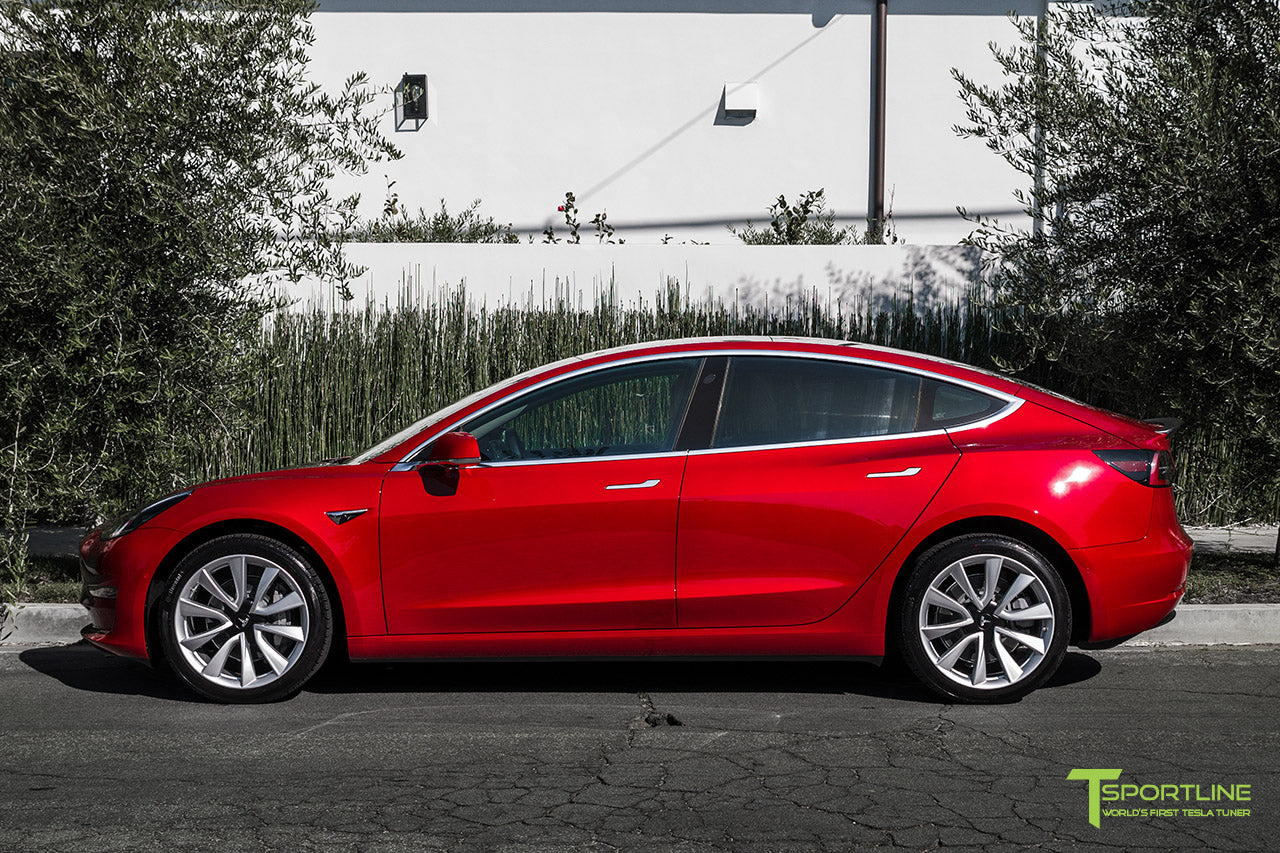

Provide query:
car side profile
left=80, top=337, right=1192, bottom=703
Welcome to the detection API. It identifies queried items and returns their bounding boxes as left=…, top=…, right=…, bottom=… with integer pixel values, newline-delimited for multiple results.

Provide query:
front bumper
left=79, top=526, right=177, bottom=661
left=1070, top=513, right=1193, bottom=642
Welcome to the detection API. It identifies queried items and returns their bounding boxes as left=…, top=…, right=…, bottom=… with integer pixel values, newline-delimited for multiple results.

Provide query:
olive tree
left=0, top=0, right=399, bottom=597
left=956, top=0, right=1280, bottom=536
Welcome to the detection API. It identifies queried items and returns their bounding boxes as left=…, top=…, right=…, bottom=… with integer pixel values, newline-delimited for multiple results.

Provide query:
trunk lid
left=1015, top=386, right=1170, bottom=450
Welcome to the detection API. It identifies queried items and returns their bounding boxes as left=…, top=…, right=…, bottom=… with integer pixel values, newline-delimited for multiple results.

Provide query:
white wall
left=310, top=2, right=1042, bottom=245
left=283, top=242, right=984, bottom=311
left=885, top=12, right=1036, bottom=245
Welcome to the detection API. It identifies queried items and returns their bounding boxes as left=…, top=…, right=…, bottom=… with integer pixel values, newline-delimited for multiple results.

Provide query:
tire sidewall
left=160, top=534, right=333, bottom=703
left=898, top=535, right=1071, bottom=704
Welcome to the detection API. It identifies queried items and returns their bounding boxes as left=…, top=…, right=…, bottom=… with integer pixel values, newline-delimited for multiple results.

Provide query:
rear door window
left=710, top=357, right=922, bottom=449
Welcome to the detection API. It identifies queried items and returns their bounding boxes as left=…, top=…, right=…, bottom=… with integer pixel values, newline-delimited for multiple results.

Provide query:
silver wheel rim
left=917, top=553, right=1055, bottom=691
left=172, top=554, right=310, bottom=690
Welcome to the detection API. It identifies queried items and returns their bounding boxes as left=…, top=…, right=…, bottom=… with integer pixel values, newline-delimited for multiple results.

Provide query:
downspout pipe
left=868, top=0, right=887, bottom=235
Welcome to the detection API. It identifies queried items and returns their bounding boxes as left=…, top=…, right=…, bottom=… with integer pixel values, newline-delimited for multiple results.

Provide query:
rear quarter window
left=922, top=380, right=1008, bottom=428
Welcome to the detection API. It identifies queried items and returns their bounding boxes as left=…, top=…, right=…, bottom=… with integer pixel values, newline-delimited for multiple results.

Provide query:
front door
left=380, top=357, right=703, bottom=635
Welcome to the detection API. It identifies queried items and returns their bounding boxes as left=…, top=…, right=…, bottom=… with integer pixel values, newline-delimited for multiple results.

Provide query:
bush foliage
left=955, top=0, right=1280, bottom=522
left=346, top=195, right=520, bottom=244
left=730, top=190, right=895, bottom=245
left=0, top=0, right=397, bottom=596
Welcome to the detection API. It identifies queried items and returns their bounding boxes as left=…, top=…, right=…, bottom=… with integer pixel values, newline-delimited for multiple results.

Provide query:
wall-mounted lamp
left=395, top=73, right=428, bottom=131
left=723, top=82, right=759, bottom=119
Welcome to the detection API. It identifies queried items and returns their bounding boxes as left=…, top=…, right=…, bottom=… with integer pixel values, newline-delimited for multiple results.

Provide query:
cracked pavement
left=0, top=643, right=1275, bottom=851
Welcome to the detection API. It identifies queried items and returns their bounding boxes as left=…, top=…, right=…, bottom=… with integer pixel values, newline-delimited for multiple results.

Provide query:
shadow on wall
left=317, top=1, right=1045, bottom=26
left=713, top=86, right=754, bottom=128
left=578, top=19, right=840, bottom=199
left=730, top=244, right=982, bottom=312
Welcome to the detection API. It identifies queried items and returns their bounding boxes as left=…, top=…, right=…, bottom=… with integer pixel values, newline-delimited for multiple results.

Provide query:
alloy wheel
left=916, top=553, right=1056, bottom=691
left=171, top=553, right=311, bottom=690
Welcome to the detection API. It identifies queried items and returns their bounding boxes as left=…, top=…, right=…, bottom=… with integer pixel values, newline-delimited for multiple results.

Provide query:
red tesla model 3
left=79, top=337, right=1192, bottom=703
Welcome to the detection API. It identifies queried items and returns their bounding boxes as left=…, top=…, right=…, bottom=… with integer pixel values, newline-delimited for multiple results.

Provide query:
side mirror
left=425, top=431, right=481, bottom=465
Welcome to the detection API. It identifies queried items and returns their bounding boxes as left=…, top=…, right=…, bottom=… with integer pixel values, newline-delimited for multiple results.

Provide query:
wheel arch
left=884, top=515, right=1091, bottom=647
left=144, top=518, right=350, bottom=665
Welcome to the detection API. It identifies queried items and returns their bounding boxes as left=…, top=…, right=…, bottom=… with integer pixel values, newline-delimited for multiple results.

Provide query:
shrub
left=955, top=0, right=1280, bottom=526
left=0, top=0, right=398, bottom=598
left=346, top=194, right=520, bottom=243
left=730, top=189, right=895, bottom=245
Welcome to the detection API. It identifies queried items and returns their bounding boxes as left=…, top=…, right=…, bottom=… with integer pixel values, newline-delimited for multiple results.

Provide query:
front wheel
left=159, top=534, right=334, bottom=703
left=898, top=535, right=1071, bottom=703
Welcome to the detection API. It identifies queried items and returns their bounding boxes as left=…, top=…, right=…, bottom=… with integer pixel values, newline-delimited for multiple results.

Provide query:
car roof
left=365, top=336, right=1030, bottom=464
left=570, top=336, right=1021, bottom=393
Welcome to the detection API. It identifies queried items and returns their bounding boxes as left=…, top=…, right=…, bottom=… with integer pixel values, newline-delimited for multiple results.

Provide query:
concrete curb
left=1119, top=604, right=1280, bottom=646
left=3, top=602, right=1279, bottom=648
left=1, top=603, right=86, bottom=646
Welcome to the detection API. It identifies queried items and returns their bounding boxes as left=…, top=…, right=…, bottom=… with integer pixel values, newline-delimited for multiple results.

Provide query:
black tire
left=897, top=534, right=1071, bottom=704
left=159, top=534, right=333, bottom=703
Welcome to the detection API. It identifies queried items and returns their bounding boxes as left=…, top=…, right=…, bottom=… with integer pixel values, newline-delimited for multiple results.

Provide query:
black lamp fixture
left=395, top=73, right=427, bottom=131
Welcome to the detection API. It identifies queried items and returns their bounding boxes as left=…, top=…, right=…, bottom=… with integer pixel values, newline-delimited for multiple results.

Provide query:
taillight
left=1094, top=450, right=1173, bottom=487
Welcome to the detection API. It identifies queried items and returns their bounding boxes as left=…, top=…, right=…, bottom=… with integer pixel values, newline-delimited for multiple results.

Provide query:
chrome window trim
left=391, top=348, right=1024, bottom=470
left=687, top=401, right=1023, bottom=459
left=390, top=450, right=689, bottom=473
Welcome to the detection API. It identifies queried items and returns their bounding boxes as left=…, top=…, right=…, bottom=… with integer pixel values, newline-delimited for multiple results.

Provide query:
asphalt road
left=0, top=643, right=1275, bottom=852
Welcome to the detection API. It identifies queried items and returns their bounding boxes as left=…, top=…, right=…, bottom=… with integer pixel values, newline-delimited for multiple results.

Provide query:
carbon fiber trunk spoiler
left=1143, top=417, right=1183, bottom=436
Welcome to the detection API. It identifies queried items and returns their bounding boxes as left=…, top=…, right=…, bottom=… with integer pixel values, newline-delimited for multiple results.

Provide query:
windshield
left=345, top=355, right=586, bottom=464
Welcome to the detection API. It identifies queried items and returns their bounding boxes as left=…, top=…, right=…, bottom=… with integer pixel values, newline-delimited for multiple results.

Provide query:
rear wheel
left=898, top=535, right=1070, bottom=703
left=160, top=534, right=333, bottom=703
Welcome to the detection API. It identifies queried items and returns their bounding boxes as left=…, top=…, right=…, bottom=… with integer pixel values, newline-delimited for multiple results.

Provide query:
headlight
left=101, top=491, right=193, bottom=541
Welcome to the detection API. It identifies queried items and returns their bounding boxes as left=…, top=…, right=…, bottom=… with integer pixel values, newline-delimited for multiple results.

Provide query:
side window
left=711, top=357, right=922, bottom=448
left=460, top=358, right=702, bottom=461
left=921, top=380, right=1007, bottom=428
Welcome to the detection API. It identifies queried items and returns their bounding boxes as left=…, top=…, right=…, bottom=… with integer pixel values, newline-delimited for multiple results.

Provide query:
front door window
left=463, top=358, right=702, bottom=461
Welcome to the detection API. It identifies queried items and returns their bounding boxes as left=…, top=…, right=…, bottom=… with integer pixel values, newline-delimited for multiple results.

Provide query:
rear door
left=675, top=355, right=964, bottom=628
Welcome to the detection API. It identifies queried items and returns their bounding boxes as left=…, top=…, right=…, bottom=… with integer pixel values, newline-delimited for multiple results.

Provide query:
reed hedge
left=181, top=282, right=1276, bottom=528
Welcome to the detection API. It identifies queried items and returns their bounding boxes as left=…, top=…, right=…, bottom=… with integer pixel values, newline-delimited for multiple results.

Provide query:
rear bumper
left=1070, top=514, right=1193, bottom=642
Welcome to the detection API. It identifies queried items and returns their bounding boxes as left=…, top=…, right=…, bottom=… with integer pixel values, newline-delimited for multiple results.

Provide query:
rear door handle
left=866, top=467, right=922, bottom=479
left=605, top=478, right=661, bottom=490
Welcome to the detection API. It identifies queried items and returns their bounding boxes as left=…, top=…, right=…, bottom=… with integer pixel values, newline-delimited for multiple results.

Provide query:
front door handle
left=605, top=478, right=661, bottom=490
left=866, top=467, right=922, bottom=479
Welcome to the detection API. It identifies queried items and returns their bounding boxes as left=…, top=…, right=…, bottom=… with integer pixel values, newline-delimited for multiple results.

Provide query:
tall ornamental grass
left=187, top=282, right=1274, bottom=527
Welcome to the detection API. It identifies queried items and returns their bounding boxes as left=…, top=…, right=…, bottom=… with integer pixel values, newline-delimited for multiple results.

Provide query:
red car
left=80, top=337, right=1192, bottom=703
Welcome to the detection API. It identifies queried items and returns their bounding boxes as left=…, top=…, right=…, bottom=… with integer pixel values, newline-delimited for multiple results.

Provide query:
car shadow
left=17, top=643, right=1102, bottom=706
left=306, top=650, right=1103, bottom=705
left=18, top=642, right=195, bottom=702
left=306, top=656, right=939, bottom=701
